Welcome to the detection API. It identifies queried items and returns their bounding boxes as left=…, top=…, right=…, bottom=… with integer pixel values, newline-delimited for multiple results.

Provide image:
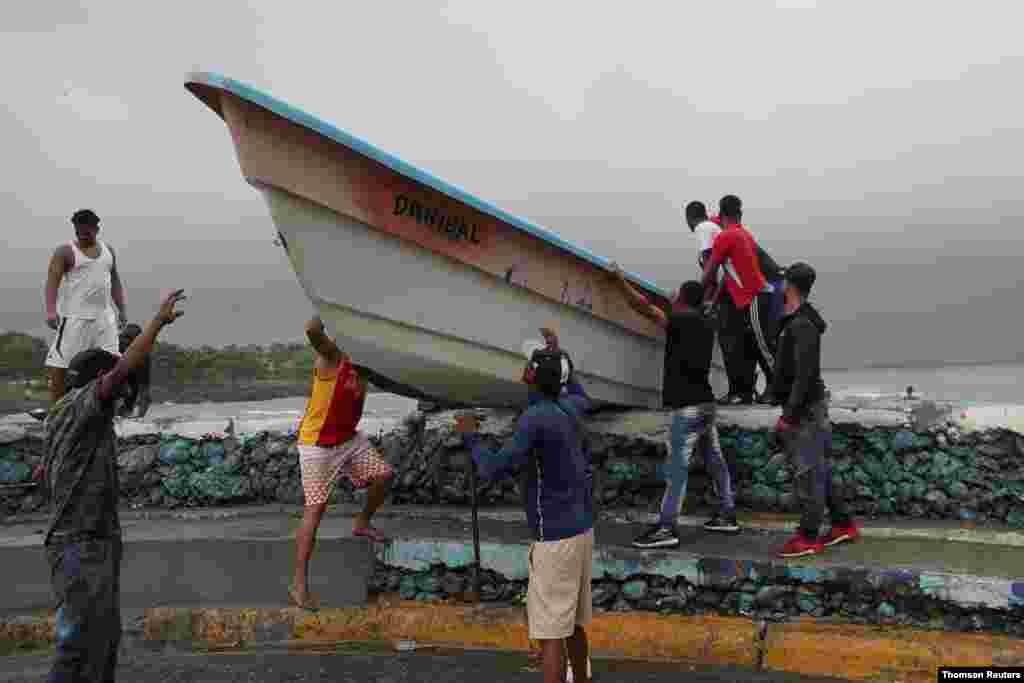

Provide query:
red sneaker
left=779, top=533, right=823, bottom=558
left=822, top=522, right=860, bottom=548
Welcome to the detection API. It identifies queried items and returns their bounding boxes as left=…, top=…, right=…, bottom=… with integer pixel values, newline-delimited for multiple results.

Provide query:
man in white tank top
left=44, top=209, right=128, bottom=402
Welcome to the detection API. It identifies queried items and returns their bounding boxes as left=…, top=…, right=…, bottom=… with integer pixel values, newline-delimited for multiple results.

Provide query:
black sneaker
left=756, top=392, right=778, bottom=406
left=632, top=525, right=680, bottom=549
left=717, top=393, right=754, bottom=407
left=28, top=409, right=48, bottom=422
left=704, top=513, right=741, bottom=534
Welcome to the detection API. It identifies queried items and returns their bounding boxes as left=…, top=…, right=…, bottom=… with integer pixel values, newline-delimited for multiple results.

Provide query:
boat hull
left=264, top=185, right=668, bottom=407
left=186, top=73, right=729, bottom=408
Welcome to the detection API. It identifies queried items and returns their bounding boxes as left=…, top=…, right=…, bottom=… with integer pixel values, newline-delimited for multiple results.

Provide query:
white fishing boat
left=186, top=72, right=727, bottom=408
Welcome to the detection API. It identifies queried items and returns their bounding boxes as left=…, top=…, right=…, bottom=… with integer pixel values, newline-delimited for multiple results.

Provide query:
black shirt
left=662, top=310, right=715, bottom=409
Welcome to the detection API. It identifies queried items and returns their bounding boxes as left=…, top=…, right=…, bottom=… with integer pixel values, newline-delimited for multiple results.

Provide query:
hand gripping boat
left=186, top=72, right=727, bottom=408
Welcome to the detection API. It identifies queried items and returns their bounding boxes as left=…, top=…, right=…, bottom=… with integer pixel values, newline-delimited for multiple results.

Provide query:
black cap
left=66, top=349, right=119, bottom=390
left=785, top=262, right=816, bottom=296
left=71, top=209, right=100, bottom=226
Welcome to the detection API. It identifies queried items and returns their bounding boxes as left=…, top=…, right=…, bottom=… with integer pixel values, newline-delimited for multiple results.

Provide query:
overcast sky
left=2, top=1, right=1022, bottom=368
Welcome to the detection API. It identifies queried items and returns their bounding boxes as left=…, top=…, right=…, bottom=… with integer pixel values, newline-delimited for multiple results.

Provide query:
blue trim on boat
left=185, top=71, right=672, bottom=301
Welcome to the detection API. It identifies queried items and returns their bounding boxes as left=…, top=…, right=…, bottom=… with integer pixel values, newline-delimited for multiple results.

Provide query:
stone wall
left=2, top=410, right=1024, bottom=526
left=369, top=561, right=1024, bottom=637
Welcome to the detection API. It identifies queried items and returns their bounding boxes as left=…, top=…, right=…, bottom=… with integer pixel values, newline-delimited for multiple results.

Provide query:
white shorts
left=527, top=529, right=594, bottom=640
left=45, top=315, right=120, bottom=369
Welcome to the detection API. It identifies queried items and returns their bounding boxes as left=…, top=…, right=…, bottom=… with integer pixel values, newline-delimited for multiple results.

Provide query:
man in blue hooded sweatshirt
left=458, top=350, right=594, bottom=683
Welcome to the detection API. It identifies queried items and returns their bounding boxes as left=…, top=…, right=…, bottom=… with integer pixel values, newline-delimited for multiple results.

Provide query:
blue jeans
left=781, top=402, right=850, bottom=540
left=659, top=404, right=734, bottom=527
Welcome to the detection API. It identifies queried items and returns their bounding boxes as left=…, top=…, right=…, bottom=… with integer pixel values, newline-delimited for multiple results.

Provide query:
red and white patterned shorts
left=297, top=433, right=394, bottom=507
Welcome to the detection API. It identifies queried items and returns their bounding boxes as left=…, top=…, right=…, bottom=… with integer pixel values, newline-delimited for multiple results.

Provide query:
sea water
left=23, top=361, right=1023, bottom=439
left=115, top=393, right=420, bottom=439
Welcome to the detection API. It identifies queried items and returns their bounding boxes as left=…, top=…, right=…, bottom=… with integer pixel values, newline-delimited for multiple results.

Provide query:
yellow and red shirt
left=298, top=359, right=366, bottom=446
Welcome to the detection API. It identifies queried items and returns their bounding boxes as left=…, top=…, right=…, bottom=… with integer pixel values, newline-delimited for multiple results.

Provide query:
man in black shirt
left=117, top=323, right=152, bottom=418
left=770, top=263, right=859, bottom=558
left=610, top=264, right=739, bottom=548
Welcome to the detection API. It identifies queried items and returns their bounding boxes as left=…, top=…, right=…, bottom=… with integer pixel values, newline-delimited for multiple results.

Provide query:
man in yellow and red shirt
left=291, top=316, right=395, bottom=609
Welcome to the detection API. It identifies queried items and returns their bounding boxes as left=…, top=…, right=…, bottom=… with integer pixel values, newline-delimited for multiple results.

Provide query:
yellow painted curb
left=13, top=602, right=1024, bottom=681
left=0, top=613, right=55, bottom=646
left=764, top=619, right=1024, bottom=683
left=144, top=599, right=757, bottom=667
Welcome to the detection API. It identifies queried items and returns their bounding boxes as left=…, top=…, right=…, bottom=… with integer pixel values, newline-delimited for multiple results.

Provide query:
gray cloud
left=3, top=1, right=1023, bottom=368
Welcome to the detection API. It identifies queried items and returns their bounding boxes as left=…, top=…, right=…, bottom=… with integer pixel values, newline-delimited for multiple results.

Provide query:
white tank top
left=57, top=240, right=114, bottom=319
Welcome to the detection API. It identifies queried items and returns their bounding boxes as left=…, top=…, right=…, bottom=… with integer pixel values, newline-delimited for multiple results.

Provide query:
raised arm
left=462, top=414, right=537, bottom=482
left=608, top=262, right=667, bottom=329
left=108, top=244, right=127, bottom=327
left=305, top=316, right=345, bottom=366
left=45, top=245, right=72, bottom=330
left=98, top=290, right=185, bottom=402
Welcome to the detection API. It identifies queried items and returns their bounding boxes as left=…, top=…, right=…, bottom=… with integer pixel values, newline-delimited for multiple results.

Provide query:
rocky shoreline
left=2, top=404, right=1022, bottom=527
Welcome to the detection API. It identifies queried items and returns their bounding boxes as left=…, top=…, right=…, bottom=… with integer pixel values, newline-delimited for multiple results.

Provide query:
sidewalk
left=2, top=504, right=1022, bottom=612
left=3, top=504, right=1023, bottom=683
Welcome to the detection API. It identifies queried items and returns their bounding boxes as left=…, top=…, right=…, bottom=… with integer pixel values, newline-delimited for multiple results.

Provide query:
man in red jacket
left=701, top=196, right=780, bottom=404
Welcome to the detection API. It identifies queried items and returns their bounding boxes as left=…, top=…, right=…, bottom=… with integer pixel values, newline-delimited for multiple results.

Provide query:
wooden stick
left=470, top=456, right=482, bottom=601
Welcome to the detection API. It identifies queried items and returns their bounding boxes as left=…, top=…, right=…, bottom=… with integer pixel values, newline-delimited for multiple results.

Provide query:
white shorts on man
left=45, top=311, right=120, bottom=369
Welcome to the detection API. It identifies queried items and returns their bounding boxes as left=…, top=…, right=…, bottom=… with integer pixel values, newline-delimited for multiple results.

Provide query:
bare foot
left=288, top=584, right=319, bottom=610
left=353, top=526, right=388, bottom=543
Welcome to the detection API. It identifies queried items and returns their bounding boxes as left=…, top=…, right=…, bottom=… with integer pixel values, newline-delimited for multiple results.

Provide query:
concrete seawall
left=2, top=400, right=1023, bottom=527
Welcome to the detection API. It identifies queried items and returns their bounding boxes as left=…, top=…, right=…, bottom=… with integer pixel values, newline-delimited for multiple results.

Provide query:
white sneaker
left=565, top=657, right=592, bottom=682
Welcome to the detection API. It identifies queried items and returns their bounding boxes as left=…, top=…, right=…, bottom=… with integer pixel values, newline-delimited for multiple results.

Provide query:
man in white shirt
left=43, top=210, right=128, bottom=403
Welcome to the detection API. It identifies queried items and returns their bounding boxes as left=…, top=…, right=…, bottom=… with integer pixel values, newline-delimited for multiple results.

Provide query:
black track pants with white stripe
left=742, top=290, right=779, bottom=394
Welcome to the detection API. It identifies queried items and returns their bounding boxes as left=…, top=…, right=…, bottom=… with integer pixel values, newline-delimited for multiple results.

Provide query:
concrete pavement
left=0, top=647, right=854, bottom=683
left=3, top=504, right=1024, bottom=683
left=2, top=503, right=1023, bottom=615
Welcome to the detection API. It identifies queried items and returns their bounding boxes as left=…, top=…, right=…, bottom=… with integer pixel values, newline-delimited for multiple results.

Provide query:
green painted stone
left=865, top=432, right=889, bottom=454
left=913, top=434, right=933, bottom=450
left=622, top=580, right=648, bottom=601
left=949, top=446, right=974, bottom=460
left=1007, top=510, right=1024, bottom=528
left=832, top=433, right=851, bottom=453
left=946, top=481, right=969, bottom=499
left=738, top=593, right=755, bottom=613
left=399, top=575, right=418, bottom=600
left=877, top=602, right=897, bottom=619
left=751, top=484, right=779, bottom=507
left=161, top=474, right=193, bottom=499
left=877, top=499, right=895, bottom=515
left=862, top=459, right=887, bottom=483
left=852, top=468, right=871, bottom=485
left=797, top=594, right=821, bottom=614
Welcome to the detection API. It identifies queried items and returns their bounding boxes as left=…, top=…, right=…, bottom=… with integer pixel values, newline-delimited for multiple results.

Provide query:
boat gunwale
left=184, top=70, right=673, bottom=303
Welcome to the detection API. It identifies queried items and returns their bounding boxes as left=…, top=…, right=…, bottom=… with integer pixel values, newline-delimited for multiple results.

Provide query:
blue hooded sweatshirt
left=463, top=379, right=594, bottom=542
